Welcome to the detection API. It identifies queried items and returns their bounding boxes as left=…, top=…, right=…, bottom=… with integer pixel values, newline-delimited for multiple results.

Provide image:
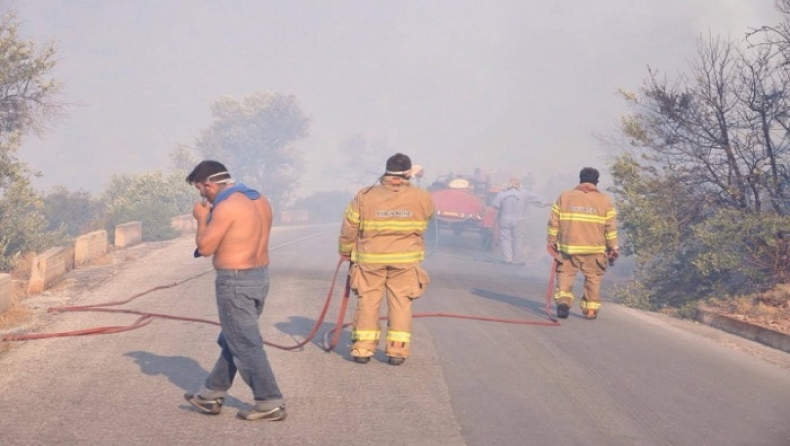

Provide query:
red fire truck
left=427, top=173, right=502, bottom=249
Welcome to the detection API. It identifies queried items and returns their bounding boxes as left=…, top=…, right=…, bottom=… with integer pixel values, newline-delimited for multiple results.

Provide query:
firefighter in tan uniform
left=546, top=167, right=619, bottom=319
left=339, top=153, right=435, bottom=365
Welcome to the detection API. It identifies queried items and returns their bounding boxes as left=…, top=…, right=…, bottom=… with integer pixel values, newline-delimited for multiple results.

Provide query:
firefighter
left=491, top=178, right=551, bottom=264
left=410, top=164, right=424, bottom=187
left=546, top=167, right=619, bottom=319
left=339, top=153, right=435, bottom=365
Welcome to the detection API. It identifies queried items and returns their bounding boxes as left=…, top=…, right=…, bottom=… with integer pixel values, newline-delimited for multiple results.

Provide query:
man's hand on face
left=193, top=199, right=211, bottom=222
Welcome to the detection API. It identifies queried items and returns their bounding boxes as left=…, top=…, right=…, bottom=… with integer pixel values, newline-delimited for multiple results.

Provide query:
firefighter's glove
left=607, top=248, right=620, bottom=266
left=608, top=248, right=620, bottom=261
left=546, top=243, right=557, bottom=256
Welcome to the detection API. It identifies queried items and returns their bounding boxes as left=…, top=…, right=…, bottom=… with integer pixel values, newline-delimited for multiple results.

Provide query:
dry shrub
left=745, top=302, right=785, bottom=319
left=754, top=283, right=790, bottom=308
left=9, top=255, right=32, bottom=301
left=0, top=252, right=36, bottom=337
left=706, top=284, right=790, bottom=334
left=0, top=293, right=32, bottom=330
left=723, top=295, right=757, bottom=314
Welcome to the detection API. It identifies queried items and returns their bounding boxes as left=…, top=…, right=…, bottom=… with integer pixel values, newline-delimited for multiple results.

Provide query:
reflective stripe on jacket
left=546, top=183, right=617, bottom=255
left=339, top=175, right=435, bottom=264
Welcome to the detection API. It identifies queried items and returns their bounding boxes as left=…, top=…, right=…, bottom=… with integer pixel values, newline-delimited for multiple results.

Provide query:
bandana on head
left=206, top=171, right=234, bottom=184
left=385, top=170, right=409, bottom=176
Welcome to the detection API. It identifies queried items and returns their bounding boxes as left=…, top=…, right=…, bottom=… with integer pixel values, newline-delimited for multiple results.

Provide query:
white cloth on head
left=207, top=171, right=234, bottom=184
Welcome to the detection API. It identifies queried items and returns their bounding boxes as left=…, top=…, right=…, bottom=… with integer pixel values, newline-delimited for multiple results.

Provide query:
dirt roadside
left=0, top=240, right=176, bottom=342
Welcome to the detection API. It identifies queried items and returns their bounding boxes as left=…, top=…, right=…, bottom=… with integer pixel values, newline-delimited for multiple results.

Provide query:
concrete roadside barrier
left=27, top=247, right=71, bottom=295
left=170, top=214, right=195, bottom=234
left=75, top=230, right=108, bottom=266
left=695, top=306, right=790, bottom=354
left=115, top=221, right=142, bottom=249
left=0, top=273, right=11, bottom=313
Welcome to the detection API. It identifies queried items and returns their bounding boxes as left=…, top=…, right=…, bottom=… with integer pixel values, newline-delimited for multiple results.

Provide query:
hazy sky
left=9, top=0, right=781, bottom=198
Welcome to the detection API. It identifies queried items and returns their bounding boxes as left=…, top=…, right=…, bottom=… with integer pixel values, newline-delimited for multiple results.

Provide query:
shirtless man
left=182, top=160, right=286, bottom=422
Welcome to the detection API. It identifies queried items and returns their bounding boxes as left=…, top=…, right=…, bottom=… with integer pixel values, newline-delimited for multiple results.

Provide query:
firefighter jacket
left=339, top=175, right=435, bottom=264
left=546, top=183, right=618, bottom=255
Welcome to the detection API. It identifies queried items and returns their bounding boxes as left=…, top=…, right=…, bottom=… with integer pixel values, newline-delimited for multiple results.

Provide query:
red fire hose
left=1, top=257, right=560, bottom=348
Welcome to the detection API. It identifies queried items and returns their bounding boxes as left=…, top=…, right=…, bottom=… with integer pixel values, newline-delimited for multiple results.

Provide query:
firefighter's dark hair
left=385, top=153, right=412, bottom=175
left=579, top=167, right=599, bottom=185
left=186, top=160, right=230, bottom=184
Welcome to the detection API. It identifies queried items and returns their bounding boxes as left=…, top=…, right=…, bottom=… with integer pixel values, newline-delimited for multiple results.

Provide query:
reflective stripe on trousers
left=351, top=263, right=418, bottom=358
left=553, top=252, right=606, bottom=308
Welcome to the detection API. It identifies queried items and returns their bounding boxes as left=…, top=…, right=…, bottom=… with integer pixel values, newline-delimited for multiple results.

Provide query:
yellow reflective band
left=386, top=331, right=411, bottom=343
left=554, top=291, right=574, bottom=300
left=353, top=251, right=424, bottom=264
left=339, top=241, right=353, bottom=253
left=360, top=220, right=429, bottom=231
left=345, top=206, right=360, bottom=224
left=352, top=330, right=380, bottom=341
left=606, top=210, right=616, bottom=219
left=605, top=231, right=618, bottom=240
left=547, top=227, right=559, bottom=236
left=557, top=244, right=606, bottom=254
left=581, top=300, right=602, bottom=310
left=557, top=212, right=607, bottom=224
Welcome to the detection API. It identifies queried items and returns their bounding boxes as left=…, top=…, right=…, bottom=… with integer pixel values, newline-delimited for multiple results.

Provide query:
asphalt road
left=1, top=224, right=789, bottom=446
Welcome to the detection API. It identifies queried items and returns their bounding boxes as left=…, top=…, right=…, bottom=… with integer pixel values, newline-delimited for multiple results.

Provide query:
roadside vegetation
left=608, top=0, right=790, bottom=331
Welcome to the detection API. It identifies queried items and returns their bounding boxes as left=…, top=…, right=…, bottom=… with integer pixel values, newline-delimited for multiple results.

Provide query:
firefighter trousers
left=553, top=252, right=607, bottom=313
left=349, top=262, right=427, bottom=359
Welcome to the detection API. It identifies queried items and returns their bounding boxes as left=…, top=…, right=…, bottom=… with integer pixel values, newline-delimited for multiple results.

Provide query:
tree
left=169, top=144, right=199, bottom=174
left=0, top=11, right=61, bottom=141
left=747, top=1, right=790, bottom=63
left=41, top=186, right=103, bottom=237
left=0, top=10, right=64, bottom=271
left=193, top=91, right=310, bottom=218
left=334, top=134, right=395, bottom=188
left=100, top=170, right=195, bottom=242
left=608, top=152, right=720, bottom=309
left=0, top=176, right=65, bottom=271
left=610, top=7, right=790, bottom=309
left=618, top=35, right=790, bottom=215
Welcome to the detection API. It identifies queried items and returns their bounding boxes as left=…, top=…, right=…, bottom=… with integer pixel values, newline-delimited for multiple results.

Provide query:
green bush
left=99, top=170, right=195, bottom=244
left=42, top=186, right=103, bottom=237
left=0, top=177, right=67, bottom=271
left=103, top=200, right=179, bottom=243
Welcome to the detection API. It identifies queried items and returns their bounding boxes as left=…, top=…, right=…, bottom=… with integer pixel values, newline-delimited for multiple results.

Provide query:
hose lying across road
left=1, top=231, right=560, bottom=348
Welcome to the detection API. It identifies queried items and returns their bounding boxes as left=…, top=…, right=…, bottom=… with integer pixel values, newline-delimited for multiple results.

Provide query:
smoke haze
left=11, top=0, right=780, bottom=197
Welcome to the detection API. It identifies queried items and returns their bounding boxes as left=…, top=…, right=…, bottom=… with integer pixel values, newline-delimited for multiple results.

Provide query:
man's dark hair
left=385, top=153, right=412, bottom=175
left=186, top=160, right=230, bottom=184
left=579, top=167, right=599, bottom=185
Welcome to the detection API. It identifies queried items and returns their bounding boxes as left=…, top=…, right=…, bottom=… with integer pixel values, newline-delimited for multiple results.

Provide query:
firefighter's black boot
left=557, top=303, right=570, bottom=319
left=354, top=356, right=371, bottom=364
left=388, top=356, right=405, bottom=366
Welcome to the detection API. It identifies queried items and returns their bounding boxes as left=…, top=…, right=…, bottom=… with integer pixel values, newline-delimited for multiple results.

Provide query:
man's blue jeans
left=199, top=267, right=284, bottom=410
